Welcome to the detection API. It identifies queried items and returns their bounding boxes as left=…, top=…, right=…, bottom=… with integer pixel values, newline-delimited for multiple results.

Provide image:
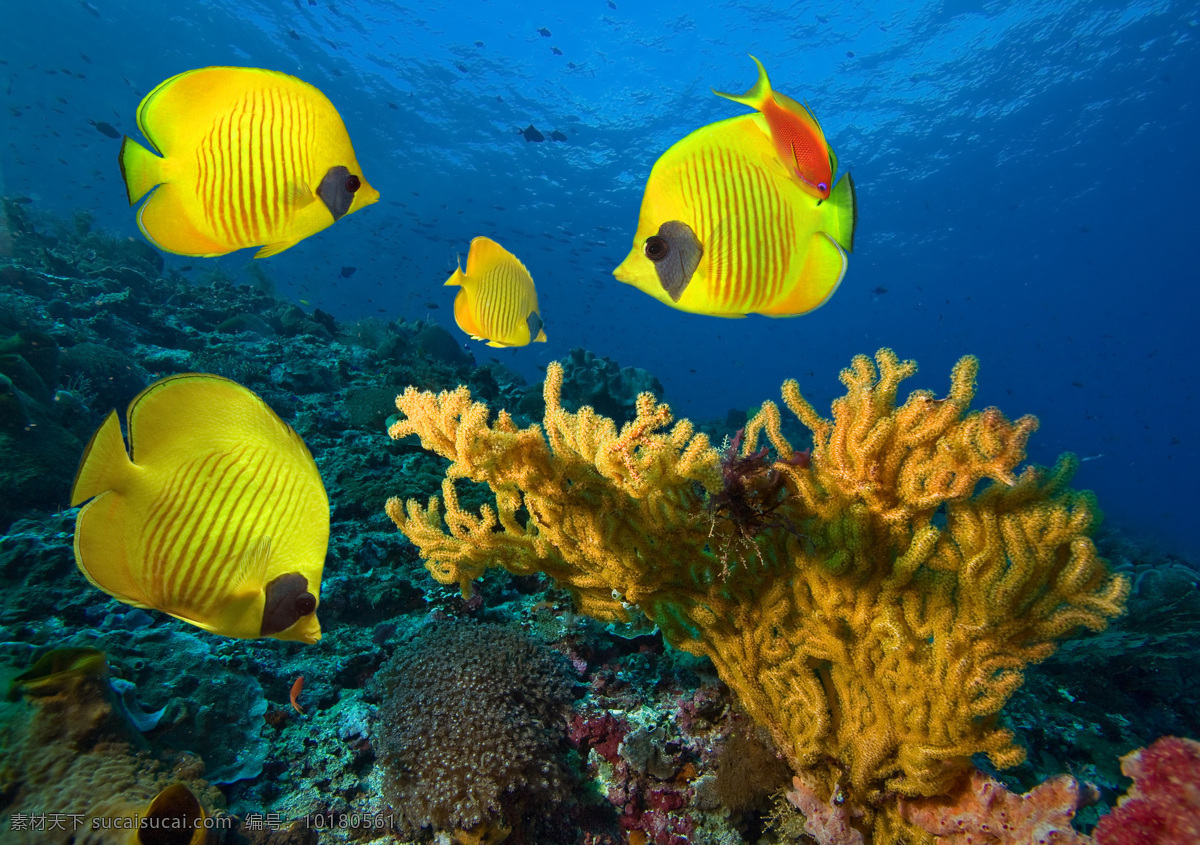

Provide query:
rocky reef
left=0, top=200, right=1196, bottom=843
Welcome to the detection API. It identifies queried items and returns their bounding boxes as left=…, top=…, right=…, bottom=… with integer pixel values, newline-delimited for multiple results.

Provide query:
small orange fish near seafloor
left=290, top=675, right=305, bottom=714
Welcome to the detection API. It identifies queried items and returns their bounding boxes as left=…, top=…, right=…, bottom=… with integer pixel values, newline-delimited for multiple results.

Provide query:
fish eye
left=345, top=174, right=361, bottom=193
left=818, top=182, right=828, bottom=192
left=644, top=236, right=669, bottom=262
left=295, top=592, right=317, bottom=616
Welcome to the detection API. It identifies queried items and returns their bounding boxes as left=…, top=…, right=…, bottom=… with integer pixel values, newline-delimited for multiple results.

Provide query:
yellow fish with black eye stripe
left=70, top=373, right=329, bottom=643
left=118, top=66, right=379, bottom=258
left=613, top=101, right=856, bottom=318
left=446, top=236, right=547, bottom=347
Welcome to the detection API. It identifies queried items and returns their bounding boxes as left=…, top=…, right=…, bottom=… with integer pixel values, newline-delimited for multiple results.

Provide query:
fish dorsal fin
left=135, top=67, right=283, bottom=157
left=465, top=236, right=522, bottom=278
left=126, top=373, right=307, bottom=468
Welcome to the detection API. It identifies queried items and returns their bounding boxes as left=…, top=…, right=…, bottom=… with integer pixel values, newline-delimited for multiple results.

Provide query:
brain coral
left=374, top=621, right=573, bottom=839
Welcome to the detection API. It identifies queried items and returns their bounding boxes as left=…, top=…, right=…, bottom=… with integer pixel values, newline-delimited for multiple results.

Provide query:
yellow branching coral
left=385, top=349, right=1128, bottom=838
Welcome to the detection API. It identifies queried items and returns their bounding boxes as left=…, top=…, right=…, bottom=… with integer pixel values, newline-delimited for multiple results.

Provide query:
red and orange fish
left=714, top=55, right=834, bottom=200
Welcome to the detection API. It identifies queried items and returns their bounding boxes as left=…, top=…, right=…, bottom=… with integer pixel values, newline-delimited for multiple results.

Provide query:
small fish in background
left=446, top=236, right=546, bottom=348
left=521, top=124, right=545, bottom=142
left=70, top=373, right=329, bottom=643
left=552, top=46, right=563, bottom=55
left=290, top=675, right=306, bottom=714
left=117, top=66, right=378, bottom=258
left=613, top=72, right=856, bottom=318
left=549, top=130, right=568, bottom=142
left=88, top=119, right=121, bottom=139
left=340, top=266, right=357, bottom=278
left=537, top=27, right=552, bottom=37
left=714, top=55, right=834, bottom=200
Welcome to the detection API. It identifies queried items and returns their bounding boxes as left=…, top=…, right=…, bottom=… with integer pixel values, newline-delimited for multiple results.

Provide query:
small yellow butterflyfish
left=70, top=373, right=329, bottom=643
left=446, top=236, right=547, bottom=348
left=614, top=108, right=856, bottom=318
left=118, top=66, right=379, bottom=258
left=127, top=783, right=208, bottom=845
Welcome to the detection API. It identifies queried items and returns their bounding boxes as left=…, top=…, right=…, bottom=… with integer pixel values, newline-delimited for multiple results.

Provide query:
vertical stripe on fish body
left=446, top=237, right=547, bottom=348
left=119, top=67, right=378, bottom=258
left=613, top=112, right=856, bottom=318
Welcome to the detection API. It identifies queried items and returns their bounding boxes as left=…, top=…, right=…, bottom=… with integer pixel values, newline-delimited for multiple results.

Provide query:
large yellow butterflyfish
left=613, top=107, right=856, bottom=319
left=70, top=374, right=329, bottom=643
left=118, top=66, right=379, bottom=258
left=446, top=236, right=547, bottom=348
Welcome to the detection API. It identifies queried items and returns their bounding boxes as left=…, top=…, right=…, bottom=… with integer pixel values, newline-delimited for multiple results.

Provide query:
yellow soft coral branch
left=385, top=349, right=1129, bottom=842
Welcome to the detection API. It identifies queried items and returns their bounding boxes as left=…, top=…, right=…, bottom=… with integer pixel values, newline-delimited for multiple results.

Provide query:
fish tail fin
left=71, top=410, right=134, bottom=506
left=712, top=54, right=773, bottom=111
left=825, top=172, right=857, bottom=254
left=118, top=136, right=164, bottom=206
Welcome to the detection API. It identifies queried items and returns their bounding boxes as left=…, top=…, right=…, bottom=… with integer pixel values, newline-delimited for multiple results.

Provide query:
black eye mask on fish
left=644, top=220, right=703, bottom=302
left=317, top=165, right=362, bottom=221
left=261, top=572, right=318, bottom=636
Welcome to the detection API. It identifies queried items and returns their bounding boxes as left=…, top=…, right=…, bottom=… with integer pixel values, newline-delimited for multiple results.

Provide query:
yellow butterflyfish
left=446, top=236, right=547, bottom=348
left=118, top=66, right=379, bottom=258
left=613, top=106, right=856, bottom=319
left=70, top=373, right=329, bottom=643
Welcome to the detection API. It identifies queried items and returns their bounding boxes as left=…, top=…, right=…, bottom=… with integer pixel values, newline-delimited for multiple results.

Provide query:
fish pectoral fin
left=255, top=240, right=301, bottom=259
left=284, top=180, right=316, bottom=208
left=229, top=536, right=273, bottom=597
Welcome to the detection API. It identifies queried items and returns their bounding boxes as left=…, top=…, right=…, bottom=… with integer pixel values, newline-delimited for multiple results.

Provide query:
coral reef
left=386, top=349, right=1129, bottom=839
left=373, top=621, right=574, bottom=840
left=0, top=201, right=1194, bottom=844
left=1093, top=736, right=1200, bottom=845
left=0, top=645, right=223, bottom=844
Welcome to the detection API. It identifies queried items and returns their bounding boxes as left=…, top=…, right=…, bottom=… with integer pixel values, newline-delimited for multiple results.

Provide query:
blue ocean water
left=6, top=0, right=1195, bottom=555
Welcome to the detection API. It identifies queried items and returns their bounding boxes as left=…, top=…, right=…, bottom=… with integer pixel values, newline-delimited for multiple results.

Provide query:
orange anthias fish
left=714, top=55, right=834, bottom=200
left=290, top=676, right=305, bottom=714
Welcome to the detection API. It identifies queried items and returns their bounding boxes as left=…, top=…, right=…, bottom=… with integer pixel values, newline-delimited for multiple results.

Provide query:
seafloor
left=0, top=200, right=1196, bottom=844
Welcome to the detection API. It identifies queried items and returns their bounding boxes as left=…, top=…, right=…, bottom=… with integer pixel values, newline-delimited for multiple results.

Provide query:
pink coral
left=785, top=777, right=866, bottom=845
left=898, top=769, right=1097, bottom=844
left=1094, top=736, right=1200, bottom=845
